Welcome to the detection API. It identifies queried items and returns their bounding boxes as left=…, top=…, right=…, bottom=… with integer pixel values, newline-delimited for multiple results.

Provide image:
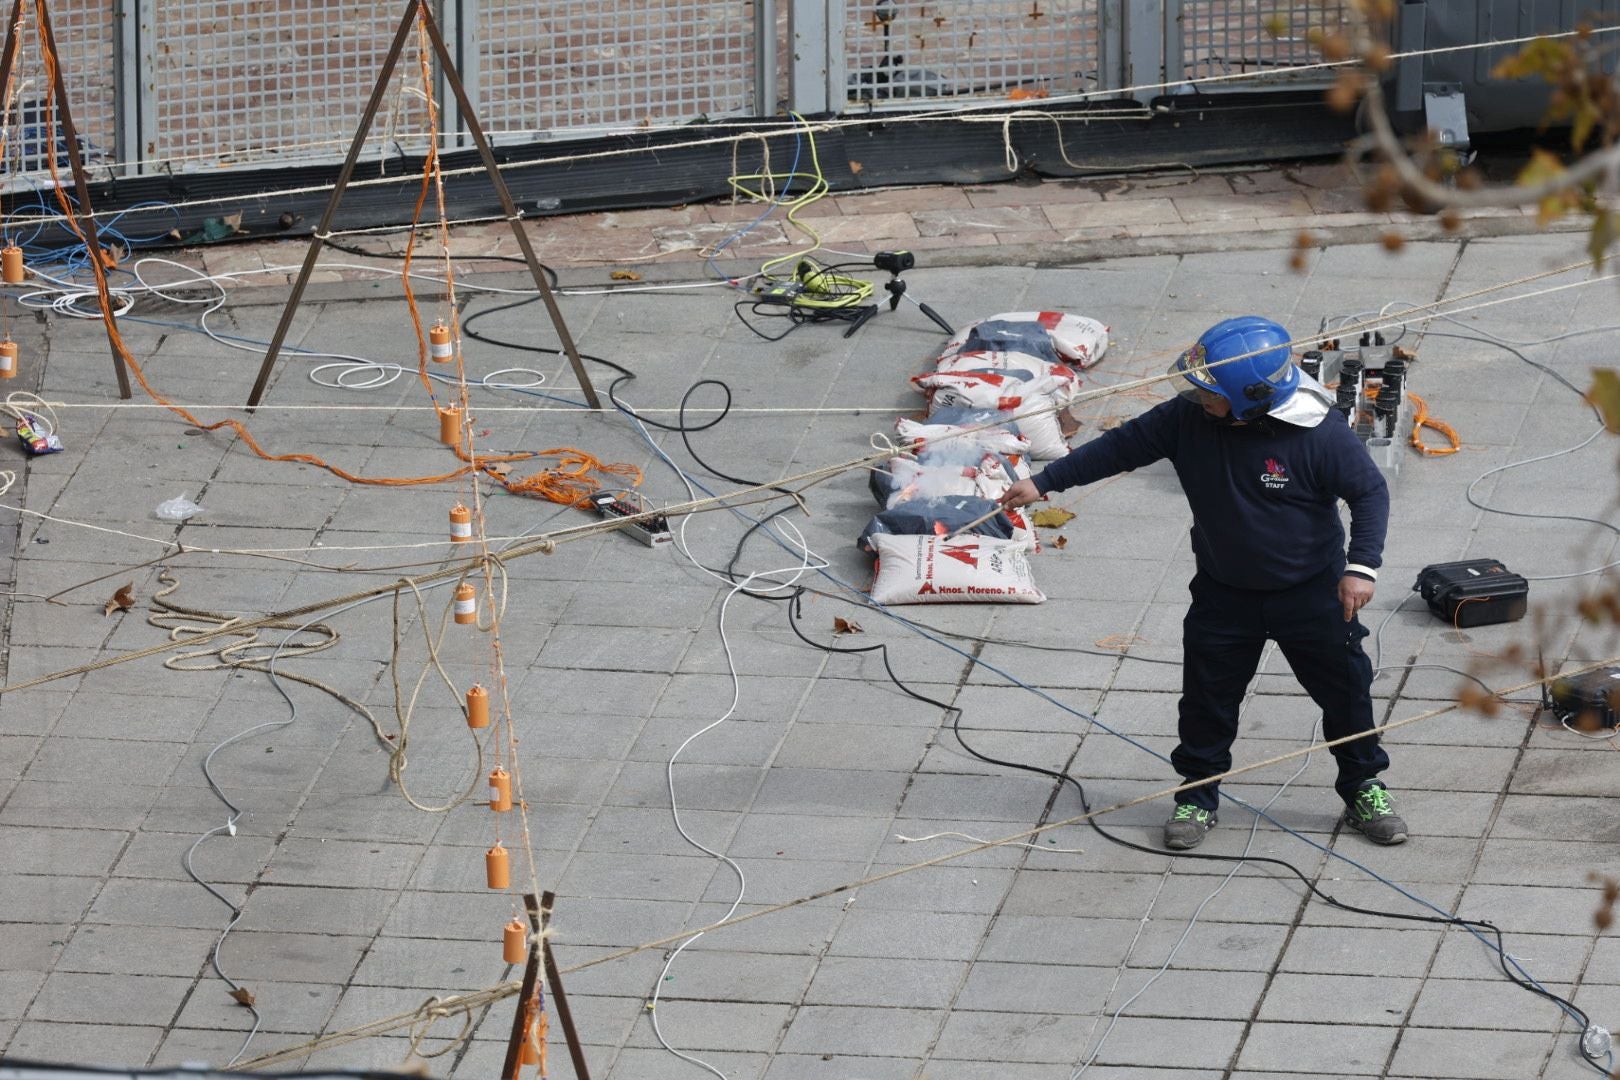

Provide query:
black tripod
left=844, top=250, right=955, bottom=338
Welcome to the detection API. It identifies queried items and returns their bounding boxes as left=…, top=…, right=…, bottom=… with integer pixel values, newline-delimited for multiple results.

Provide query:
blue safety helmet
left=1170, top=316, right=1300, bottom=420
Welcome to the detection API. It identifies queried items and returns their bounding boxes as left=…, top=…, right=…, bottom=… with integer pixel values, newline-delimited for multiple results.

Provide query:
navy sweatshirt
left=1034, top=397, right=1389, bottom=590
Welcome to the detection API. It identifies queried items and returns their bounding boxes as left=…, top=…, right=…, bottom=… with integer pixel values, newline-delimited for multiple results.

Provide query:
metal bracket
left=1422, top=83, right=1469, bottom=150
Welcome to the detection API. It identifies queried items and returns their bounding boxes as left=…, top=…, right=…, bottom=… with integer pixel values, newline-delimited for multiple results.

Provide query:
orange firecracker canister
left=466, top=684, right=490, bottom=728
left=521, top=1017, right=541, bottom=1065
left=438, top=404, right=462, bottom=446
left=1, top=246, right=24, bottom=284
left=449, top=503, right=472, bottom=542
left=488, top=766, right=512, bottom=812
left=485, top=842, right=509, bottom=889
left=429, top=319, right=454, bottom=362
left=503, top=917, right=528, bottom=964
left=0, top=340, right=16, bottom=379
left=454, top=582, right=477, bottom=625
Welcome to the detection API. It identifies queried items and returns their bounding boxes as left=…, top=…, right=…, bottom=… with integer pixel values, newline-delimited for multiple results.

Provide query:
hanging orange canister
left=520, top=1016, right=541, bottom=1065
left=503, top=917, right=528, bottom=963
left=465, top=684, right=490, bottom=729
left=438, top=404, right=462, bottom=446
left=429, top=319, right=454, bottom=362
left=449, top=503, right=472, bottom=542
left=485, top=842, right=510, bottom=889
left=488, top=766, right=512, bottom=812
left=454, top=582, right=478, bottom=625
left=1, top=245, right=24, bottom=284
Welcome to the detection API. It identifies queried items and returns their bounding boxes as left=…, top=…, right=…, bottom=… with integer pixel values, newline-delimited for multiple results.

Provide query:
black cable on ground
left=781, top=592, right=1609, bottom=1075
left=461, top=294, right=798, bottom=587
left=462, top=290, right=1606, bottom=1072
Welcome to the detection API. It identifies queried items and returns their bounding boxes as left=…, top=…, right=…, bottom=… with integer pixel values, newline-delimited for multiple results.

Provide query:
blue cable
left=4, top=184, right=180, bottom=279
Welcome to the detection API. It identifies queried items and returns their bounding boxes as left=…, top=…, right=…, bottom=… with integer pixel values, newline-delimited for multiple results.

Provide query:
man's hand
left=1338, top=575, right=1375, bottom=622
left=999, top=478, right=1043, bottom=509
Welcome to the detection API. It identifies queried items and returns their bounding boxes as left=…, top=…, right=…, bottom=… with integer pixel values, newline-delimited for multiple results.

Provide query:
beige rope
left=4, top=254, right=1612, bottom=695
left=225, top=654, right=1619, bottom=1071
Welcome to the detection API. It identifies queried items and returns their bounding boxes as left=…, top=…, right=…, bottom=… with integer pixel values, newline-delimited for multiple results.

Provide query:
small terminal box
left=588, top=490, right=673, bottom=546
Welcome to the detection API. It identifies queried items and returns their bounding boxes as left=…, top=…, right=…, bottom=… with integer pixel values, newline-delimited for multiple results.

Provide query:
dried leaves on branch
left=1307, top=3, right=1619, bottom=264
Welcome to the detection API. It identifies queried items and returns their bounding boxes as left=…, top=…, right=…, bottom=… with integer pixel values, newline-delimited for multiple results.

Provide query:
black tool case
left=1547, top=668, right=1620, bottom=730
left=1414, top=559, right=1529, bottom=627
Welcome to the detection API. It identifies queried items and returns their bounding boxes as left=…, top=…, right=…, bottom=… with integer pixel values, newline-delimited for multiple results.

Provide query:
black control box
left=1414, top=559, right=1528, bottom=628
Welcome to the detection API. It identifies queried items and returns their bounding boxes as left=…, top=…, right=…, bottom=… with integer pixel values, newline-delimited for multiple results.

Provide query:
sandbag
left=933, top=349, right=1083, bottom=407
left=858, top=495, right=1015, bottom=552
left=943, top=311, right=1110, bottom=368
left=874, top=450, right=1030, bottom=507
left=870, top=456, right=979, bottom=508
left=896, top=411, right=1029, bottom=457
left=869, top=533, right=1047, bottom=605
left=911, top=367, right=1064, bottom=413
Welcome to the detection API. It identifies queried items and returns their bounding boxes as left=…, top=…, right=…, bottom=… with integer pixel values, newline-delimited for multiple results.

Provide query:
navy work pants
left=1173, top=566, right=1389, bottom=812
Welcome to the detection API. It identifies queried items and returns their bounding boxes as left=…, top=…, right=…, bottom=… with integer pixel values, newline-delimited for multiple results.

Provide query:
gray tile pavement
left=2, top=215, right=1617, bottom=1080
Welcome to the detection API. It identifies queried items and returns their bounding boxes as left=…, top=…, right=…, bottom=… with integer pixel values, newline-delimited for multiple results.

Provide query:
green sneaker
left=1344, top=781, right=1409, bottom=845
left=1164, top=803, right=1216, bottom=850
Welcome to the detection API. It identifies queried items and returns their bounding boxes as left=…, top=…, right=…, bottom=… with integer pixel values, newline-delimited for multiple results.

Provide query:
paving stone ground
left=1, top=166, right=1616, bottom=1079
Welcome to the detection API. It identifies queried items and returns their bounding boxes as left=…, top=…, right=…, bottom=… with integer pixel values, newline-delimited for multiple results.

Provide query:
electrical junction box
left=588, top=490, right=673, bottom=547
left=1547, top=667, right=1620, bottom=731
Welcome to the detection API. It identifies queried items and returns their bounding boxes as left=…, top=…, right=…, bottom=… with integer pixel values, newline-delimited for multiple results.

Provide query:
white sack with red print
left=869, top=533, right=1047, bottom=605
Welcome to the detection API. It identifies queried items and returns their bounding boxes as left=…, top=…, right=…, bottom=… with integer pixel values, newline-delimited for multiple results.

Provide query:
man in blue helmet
left=1000, top=316, right=1405, bottom=849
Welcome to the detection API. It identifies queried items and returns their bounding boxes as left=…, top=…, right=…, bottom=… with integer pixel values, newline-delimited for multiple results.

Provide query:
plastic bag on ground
left=869, top=533, right=1047, bottom=605
left=156, top=494, right=204, bottom=521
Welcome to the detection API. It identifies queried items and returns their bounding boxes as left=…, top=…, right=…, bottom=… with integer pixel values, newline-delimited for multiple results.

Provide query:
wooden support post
left=244, top=0, right=600, bottom=410
left=2, top=0, right=134, bottom=398
left=502, top=891, right=592, bottom=1080
left=540, top=890, right=593, bottom=1080
left=501, top=893, right=543, bottom=1080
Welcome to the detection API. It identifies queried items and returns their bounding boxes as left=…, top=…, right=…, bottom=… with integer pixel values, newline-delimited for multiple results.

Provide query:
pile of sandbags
left=861, top=311, right=1108, bottom=605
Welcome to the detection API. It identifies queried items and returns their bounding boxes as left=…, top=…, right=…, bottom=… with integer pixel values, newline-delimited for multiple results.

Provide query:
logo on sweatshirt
left=1260, top=457, right=1289, bottom=490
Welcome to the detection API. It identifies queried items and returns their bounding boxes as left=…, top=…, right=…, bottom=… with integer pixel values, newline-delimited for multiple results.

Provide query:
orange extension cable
left=33, top=1, right=636, bottom=502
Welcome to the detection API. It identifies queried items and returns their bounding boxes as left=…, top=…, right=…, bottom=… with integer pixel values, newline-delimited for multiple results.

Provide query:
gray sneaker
left=1344, top=781, right=1409, bottom=845
left=1164, top=803, right=1216, bottom=850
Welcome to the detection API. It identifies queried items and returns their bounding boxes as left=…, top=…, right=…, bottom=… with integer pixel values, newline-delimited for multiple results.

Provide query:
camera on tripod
left=874, top=250, right=915, bottom=275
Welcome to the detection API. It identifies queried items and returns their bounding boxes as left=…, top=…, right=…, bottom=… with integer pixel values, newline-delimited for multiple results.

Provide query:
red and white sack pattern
left=911, top=367, right=1067, bottom=412
left=934, top=349, right=1081, bottom=394
left=972, top=451, right=1030, bottom=503
left=895, top=416, right=1030, bottom=457
left=869, top=533, right=1046, bottom=605
left=942, top=311, right=1110, bottom=368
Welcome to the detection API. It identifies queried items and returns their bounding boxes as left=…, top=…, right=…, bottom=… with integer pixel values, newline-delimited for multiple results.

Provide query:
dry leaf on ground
left=1030, top=508, right=1076, bottom=529
left=103, top=583, right=135, bottom=616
